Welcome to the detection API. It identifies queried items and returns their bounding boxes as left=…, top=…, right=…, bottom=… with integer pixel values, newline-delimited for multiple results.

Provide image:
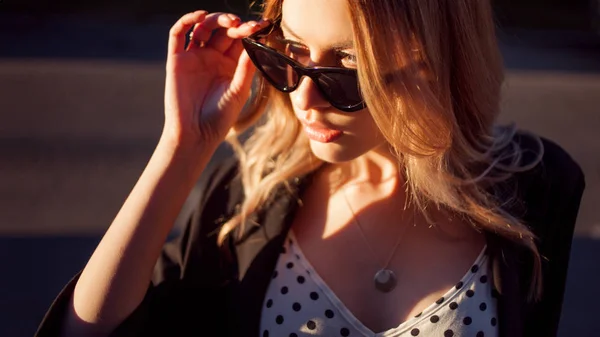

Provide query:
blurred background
left=0, top=0, right=599, bottom=336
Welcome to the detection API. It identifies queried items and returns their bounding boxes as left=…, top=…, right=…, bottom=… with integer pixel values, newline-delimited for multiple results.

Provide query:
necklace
left=341, top=186, right=409, bottom=293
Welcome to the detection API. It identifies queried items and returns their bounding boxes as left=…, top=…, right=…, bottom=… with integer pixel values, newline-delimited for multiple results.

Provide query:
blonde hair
left=221, top=0, right=543, bottom=300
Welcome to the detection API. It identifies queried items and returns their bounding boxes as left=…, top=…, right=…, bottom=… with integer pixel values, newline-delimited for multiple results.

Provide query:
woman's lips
left=301, top=121, right=343, bottom=143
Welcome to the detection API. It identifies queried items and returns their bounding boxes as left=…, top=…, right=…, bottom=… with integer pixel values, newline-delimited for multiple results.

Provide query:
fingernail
left=248, top=21, right=258, bottom=27
left=227, top=14, right=240, bottom=22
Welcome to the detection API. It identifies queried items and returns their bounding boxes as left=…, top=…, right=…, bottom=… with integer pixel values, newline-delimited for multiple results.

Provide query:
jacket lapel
left=231, top=179, right=310, bottom=337
left=486, top=233, right=525, bottom=337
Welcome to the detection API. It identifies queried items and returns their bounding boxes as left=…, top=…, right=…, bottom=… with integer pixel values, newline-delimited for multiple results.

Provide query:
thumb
left=229, top=51, right=256, bottom=99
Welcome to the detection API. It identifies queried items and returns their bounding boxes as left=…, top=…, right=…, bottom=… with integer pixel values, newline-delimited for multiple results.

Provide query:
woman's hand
left=162, top=11, right=266, bottom=151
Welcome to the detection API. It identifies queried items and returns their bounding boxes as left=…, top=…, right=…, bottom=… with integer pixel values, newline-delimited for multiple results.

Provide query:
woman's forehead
left=281, top=0, right=354, bottom=49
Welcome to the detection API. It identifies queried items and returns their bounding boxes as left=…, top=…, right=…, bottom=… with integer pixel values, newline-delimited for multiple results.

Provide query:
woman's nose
left=290, top=76, right=330, bottom=111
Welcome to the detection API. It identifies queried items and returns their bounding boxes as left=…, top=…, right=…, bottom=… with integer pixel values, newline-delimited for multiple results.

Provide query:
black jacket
left=36, top=135, right=585, bottom=337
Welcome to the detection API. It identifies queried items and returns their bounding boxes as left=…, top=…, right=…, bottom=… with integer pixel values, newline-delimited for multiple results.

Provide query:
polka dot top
left=260, top=232, right=499, bottom=337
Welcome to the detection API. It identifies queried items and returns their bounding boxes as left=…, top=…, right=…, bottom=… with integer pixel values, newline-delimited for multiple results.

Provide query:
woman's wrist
left=154, top=134, right=218, bottom=178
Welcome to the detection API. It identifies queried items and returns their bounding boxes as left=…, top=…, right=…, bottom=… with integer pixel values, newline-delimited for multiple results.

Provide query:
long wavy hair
left=220, top=0, right=543, bottom=300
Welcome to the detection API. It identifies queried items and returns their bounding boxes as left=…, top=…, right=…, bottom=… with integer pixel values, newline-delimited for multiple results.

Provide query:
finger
left=224, top=20, right=266, bottom=39
left=224, top=39, right=244, bottom=61
left=187, top=23, right=211, bottom=51
left=187, top=13, right=241, bottom=53
left=202, top=14, right=243, bottom=53
left=186, top=23, right=199, bottom=50
left=168, top=10, right=208, bottom=54
left=230, top=51, right=256, bottom=99
left=195, top=12, right=240, bottom=36
left=224, top=21, right=269, bottom=59
left=205, top=27, right=236, bottom=54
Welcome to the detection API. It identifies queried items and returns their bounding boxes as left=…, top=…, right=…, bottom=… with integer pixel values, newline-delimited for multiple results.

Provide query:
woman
left=37, top=0, right=585, bottom=336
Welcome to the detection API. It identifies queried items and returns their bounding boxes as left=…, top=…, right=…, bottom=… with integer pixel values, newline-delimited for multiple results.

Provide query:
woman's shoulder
left=190, top=153, right=244, bottom=224
left=171, top=153, right=243, bottom=245
left=505, top=131, right=585, bottom=236
left=511, top=131, right=585, bottom=199
left=200, top=153, right=241, bottom=194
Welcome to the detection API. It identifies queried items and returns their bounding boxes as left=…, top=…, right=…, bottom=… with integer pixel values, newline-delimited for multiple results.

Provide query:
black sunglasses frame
left=241, top=22, right=366, bottom=112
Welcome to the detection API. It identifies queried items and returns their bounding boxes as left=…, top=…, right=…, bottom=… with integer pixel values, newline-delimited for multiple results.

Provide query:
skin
left=282, top=0, right=486, bottom=332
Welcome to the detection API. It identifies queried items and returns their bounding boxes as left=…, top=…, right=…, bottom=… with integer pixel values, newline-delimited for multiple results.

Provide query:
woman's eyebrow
left=280, top=20, right=355, bottom=51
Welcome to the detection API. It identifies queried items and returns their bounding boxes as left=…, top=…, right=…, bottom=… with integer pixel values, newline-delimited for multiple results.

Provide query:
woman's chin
left=308, top=139, right=362, bottom=164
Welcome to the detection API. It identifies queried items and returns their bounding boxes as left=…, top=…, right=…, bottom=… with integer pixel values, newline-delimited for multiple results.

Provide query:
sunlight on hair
left=222, top=0, right=544, bottom=302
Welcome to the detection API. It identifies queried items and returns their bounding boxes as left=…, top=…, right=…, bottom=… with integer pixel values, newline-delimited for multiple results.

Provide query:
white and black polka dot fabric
left=259, top=232, right=499, bottom=337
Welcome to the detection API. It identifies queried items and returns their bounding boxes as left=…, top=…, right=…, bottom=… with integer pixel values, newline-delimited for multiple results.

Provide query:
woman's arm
left=60, top=141, right=212, bottom=336
left=56, top=10, right=265, bottom=336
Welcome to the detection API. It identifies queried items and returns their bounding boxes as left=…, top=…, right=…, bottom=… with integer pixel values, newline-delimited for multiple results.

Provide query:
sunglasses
left=241, top=22, right=366, bottom=112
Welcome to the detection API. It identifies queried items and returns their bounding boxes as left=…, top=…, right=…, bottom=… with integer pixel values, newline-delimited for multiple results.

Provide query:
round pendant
left=374, top=269, right=397, bottom=293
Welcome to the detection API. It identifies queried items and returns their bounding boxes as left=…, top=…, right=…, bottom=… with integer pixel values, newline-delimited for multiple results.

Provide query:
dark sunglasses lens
left=253, top=49, right=298, bottom=91
left=316, top=72, right=363, bottom=108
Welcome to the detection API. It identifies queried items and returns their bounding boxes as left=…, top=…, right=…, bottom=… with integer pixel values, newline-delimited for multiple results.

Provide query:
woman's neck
left=328, top=144, right=402, bottom=188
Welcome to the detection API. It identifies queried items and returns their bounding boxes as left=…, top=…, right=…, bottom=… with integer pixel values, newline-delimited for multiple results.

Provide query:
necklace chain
left=340, top=186, right=410, bottom=270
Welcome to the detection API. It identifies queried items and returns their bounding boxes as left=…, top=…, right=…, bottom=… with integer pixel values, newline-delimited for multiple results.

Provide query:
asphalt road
left=0, top=13, right=599, bottom=337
